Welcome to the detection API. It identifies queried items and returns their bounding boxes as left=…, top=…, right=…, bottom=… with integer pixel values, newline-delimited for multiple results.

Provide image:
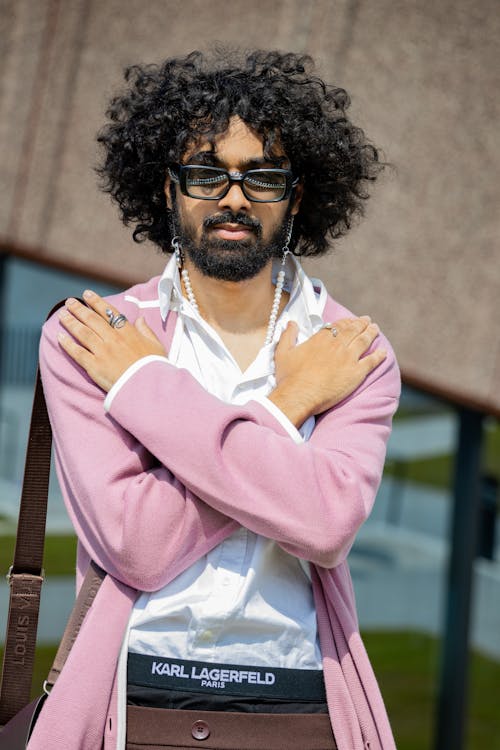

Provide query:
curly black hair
left=96, top=48, right=383, bottom=256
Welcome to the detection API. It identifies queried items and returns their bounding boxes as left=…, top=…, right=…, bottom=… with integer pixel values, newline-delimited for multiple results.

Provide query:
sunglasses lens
left=185, top=168, right=228, bottom=198
left=243, top=171, right=287, bottom=201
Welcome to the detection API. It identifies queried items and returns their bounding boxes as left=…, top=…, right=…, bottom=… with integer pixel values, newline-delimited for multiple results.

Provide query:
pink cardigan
left=30, top=275, right=400, bottom=750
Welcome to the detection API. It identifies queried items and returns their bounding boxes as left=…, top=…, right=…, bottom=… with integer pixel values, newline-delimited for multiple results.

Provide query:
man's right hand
left=268, top=317, right=387, bottom=428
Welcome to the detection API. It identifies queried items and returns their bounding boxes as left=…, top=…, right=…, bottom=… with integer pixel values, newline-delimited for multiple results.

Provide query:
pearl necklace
left=181, top=253, right=288, bottom=346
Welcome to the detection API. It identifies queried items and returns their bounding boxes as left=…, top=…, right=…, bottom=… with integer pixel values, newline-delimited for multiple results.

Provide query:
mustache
left=203, top=212, right=262, bottom=233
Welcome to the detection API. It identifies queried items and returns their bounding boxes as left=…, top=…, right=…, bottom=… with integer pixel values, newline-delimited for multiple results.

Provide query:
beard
left=174, top=207, right=291, bottom=282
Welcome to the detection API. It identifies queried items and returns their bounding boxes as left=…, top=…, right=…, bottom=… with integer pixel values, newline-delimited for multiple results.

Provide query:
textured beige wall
left=1, top=0, right=499, bottom=413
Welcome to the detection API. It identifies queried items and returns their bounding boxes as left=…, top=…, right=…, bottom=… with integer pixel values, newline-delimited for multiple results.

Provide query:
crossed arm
left=41, top=291, right=400, bottom=591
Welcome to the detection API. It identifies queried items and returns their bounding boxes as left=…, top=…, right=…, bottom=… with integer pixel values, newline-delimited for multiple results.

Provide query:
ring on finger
left=321, top=322, right=339, bottom=338
left=106, top=308, right=127, bottom=329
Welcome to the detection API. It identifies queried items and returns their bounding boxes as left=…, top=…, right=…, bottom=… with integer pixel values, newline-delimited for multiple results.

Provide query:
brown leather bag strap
left=45, top=561, right=106, bottom=691
left=12, top=368, right=52, bottom=578
left=0, top=301, right=106, bottom=725
left=0, top=364, right=52, bottom=725
left=0, top=563, right=105, bottom=727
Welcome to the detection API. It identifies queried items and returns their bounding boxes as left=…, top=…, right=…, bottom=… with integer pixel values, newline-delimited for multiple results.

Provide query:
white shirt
left=113, top=252, right=328, bottom=698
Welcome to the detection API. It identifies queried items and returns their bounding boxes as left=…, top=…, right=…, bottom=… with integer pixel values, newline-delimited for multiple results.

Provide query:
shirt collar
left=157, top=252, right=327, bottom=328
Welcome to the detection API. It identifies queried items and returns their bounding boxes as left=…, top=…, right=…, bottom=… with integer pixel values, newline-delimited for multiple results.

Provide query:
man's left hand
left=57, top=290, right=167, bottom=392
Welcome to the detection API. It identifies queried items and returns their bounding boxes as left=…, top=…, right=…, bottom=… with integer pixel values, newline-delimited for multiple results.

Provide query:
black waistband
left=127, top=653, right=326, bottom=702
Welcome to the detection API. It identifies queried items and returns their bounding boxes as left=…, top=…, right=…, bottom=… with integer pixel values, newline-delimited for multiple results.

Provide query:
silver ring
left=322, top=322, right=338, bottom=338
left=106, top=308, right=127, bottom=329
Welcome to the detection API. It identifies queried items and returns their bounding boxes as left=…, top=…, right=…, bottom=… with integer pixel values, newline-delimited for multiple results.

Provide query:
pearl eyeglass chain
left=171, top=218, right=294, bottom=346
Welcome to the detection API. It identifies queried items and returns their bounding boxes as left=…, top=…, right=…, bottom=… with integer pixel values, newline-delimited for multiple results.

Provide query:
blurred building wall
left=1, top=0, right=499, bottom=412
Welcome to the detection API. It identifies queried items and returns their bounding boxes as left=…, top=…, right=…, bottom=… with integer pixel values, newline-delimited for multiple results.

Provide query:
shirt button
left=191, top=720, right=210, bottom=740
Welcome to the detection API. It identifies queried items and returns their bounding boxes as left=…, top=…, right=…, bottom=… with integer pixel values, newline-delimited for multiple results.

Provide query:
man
left=32, top=50, right=400, bottom=750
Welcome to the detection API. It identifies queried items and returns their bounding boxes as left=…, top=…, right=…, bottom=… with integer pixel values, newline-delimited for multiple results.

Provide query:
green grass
left=364, top=630, right=436, bottom=749
left=0, top=535, right=77, bottom=576
left=386, top=413, right=500, bottom=491
left=363, top=630, right=500, bottom=750
left=383, top=454, right=453, bottom=490
left=485, top=418, right=500, bottom=479
left=1, top=631, right=498, bottom=749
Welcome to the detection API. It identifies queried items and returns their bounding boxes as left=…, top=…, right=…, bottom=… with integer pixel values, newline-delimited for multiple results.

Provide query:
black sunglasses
left=169, top=165, right=298, bottom=203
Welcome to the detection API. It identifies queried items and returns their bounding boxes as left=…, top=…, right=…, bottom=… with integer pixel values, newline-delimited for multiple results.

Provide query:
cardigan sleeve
left=39, top=314, right=238, bottom=592
left=106, top=334, right=401, bottom=570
